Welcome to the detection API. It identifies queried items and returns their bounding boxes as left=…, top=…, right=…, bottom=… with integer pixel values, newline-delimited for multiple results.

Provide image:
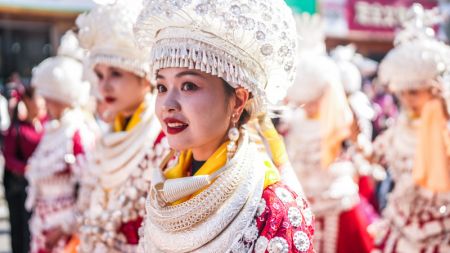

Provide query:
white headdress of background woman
left=286, top=13, right=342, bottom=105
left=331, top=44, right=375, bottom=122
left=378, top=4, right=450, bottom=98
left=76, top=0, right=149, bottom=78
left=32, top=30, right=91, bottom=108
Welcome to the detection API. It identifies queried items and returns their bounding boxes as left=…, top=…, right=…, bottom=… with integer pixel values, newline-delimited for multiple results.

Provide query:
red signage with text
left=347, top=0, right=438, bottom=33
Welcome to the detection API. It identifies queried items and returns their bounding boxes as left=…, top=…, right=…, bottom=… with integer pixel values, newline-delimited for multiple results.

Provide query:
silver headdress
left=76, top=0, right=149, bottom=77
left=379, top=4, right=450, bottom=92
left=134, top=0, right=297, bottom=114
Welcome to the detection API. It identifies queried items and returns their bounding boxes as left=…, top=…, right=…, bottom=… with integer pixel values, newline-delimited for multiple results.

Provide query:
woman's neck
left=121, top=98, right=146, bottom=118
left=191, top=133, right=229, bottom=161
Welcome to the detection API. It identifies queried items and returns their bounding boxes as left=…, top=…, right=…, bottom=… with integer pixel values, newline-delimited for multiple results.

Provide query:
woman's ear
left=141, top=77, right=152, bottom=93
left=233, top=87, right=249, bottom=117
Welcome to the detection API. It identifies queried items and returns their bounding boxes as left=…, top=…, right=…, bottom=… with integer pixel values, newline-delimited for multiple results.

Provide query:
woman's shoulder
left=254, top=182, right=315, bottom=253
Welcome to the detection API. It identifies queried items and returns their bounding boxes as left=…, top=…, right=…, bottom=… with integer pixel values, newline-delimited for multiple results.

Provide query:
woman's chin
left=166, top=138, right=191, bottom=152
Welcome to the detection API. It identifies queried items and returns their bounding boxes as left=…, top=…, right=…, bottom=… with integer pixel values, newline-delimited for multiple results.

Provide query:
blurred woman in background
left=2, top=85, right=46, bottom=253
left=25, top=31, right=95, bottom=253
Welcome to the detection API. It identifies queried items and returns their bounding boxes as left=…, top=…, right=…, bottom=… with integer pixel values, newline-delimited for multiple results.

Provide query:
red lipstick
left=164, top=118, right=188, bottom=135
left=104, top=96, right=116, bottom=104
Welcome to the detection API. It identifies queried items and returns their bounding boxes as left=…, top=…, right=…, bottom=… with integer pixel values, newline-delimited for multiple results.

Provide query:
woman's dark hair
left=11, top=86, right=36, bottom=125
left=222, top=79, right=251, bottom=126
left=22, top=86, right=35, bottom=100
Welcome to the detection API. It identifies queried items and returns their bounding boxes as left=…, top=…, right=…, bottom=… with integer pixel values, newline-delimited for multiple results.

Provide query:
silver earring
left=227, top=114, right=240, bottom=161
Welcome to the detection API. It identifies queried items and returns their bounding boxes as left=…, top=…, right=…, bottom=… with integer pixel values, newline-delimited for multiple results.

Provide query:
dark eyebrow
left=156, top=70, right=206, bottom=80
left=175, top=70, right=204, bottom=79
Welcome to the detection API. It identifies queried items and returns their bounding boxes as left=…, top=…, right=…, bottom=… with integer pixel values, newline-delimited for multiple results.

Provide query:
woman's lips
left=104, top=97, right=116, bottom=104
left=164, top=118, right=188, bottom=135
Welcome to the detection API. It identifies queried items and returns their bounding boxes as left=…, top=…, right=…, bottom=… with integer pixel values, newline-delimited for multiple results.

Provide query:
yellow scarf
left=164, top=141, right=280, bottom=204
left=113, top=102, right=146, bottom=132
left=413, top=98, right=450, bottom=192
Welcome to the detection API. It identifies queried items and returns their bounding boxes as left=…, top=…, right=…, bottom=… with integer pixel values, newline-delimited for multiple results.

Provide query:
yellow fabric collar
left=164, top=140, right=281, bottom=204
left=113, top=102, right=146, bottom=132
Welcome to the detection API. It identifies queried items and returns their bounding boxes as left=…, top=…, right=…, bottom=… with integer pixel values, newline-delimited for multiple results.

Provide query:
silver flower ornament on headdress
left=134, top=0, right=298, bottom=114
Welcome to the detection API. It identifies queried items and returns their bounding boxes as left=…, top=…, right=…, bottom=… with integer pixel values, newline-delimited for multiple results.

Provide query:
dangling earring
left=227, top=113, right=240, bottom=161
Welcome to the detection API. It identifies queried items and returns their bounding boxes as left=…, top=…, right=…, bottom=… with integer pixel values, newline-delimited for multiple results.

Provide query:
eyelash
left=111, top=70, right=122, bottom=77
left=95, top=72, right=103, bottom=80
left=181, top=82, right=198, bottom=91
left=156, top=84, right=167, bottom=93
left=156, top=82, right=198, bottom=93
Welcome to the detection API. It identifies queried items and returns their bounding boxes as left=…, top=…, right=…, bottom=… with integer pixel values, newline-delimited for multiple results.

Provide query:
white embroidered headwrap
left=330, top=45, right=363, bottom=94
left=287, top=13, right=341, bottom=104
left=134, top=0, right=297, bottom=114
left=379, top=4, right=450, bottom=92
left=76, top=0, right=149, bottom=77
left=32, top=31, right=91, bottom=107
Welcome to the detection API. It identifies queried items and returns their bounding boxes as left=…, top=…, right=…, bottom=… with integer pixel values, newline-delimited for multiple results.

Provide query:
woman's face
left=23, top=94, right=46, bottom=120
left=96, top=98, right=114, bottom=123
left=94, top=64, right=150, bottom=117
left=155, top=67, right=247, bottom=161
left=44, top=98, right=69, bottom=119
left=397, top=88, right=433, bottom=118
left=302, top=97, right=321, bottom=119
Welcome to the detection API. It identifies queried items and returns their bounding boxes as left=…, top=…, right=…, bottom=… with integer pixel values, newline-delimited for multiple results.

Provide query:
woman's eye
left=111, top=70, right=122, bottom=77
left=156, top=84, right=167, bottom=93
left=181, top=82, right=198, bottom=91
left=95, top=72, right=103, bottom=81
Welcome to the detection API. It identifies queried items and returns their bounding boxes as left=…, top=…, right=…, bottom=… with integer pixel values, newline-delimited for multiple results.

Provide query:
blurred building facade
left=0, top=0, right=93, bottom=84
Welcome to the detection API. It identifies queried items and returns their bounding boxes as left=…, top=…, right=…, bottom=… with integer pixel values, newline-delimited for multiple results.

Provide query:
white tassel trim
left=150, top=38, right=267, bottom=114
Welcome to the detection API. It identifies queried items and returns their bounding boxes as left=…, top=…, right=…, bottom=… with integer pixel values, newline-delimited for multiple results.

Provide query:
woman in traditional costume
left=331, top=45, right=381, bottom=213
left=134, top=0, right=314, bottom=252
left=3, top=85, right=47, bottom=253
left=75, top=1, right=167, bottom=252
left=282, top=13, right=374, bottom=253
left=25, top=31, right=95, bottom=253
left=372, top=4, right=450, bottom=252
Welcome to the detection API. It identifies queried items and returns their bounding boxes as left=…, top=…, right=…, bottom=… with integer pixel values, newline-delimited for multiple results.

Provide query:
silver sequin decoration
left=288, top=207, right=302, bottom=228
left=275, top=188, right=293, bottom=203
left=293, top=231, right=310, bottom=252
left=268, top=237, right=289, bottom=253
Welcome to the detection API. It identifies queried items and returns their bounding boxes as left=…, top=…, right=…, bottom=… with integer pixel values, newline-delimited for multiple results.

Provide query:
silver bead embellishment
left=275, top=187, right=293, bottom=203
left=293, top=231, right=310, bottom=252
left=288, top=207, right=302, bottom=228
left=268, top=237, right=289, bottom=253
